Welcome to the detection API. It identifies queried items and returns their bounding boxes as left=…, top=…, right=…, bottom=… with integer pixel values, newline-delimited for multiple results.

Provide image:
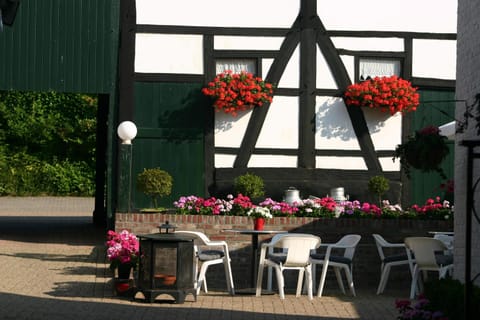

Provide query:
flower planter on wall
left=115, top=213, right=453, bottom=290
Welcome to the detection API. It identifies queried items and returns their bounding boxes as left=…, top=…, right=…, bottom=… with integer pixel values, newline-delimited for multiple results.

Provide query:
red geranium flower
left=344, top=75, right=420, bottom=115
left=202, top=70, right=275, bottom=116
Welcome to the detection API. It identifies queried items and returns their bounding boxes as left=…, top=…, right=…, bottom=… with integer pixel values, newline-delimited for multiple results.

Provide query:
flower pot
left=117, top=263, right=133, bottom=280
left=254, top=218, right=265, bottom=231
left=115, top=280, right=131, bottom=293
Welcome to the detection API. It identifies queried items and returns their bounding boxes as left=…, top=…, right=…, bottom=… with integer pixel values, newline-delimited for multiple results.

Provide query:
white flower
left=247, top=206, right=272, bottom=219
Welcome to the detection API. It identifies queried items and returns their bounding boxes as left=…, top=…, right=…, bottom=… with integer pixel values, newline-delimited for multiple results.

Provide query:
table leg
left=251, top=234, right=259, bottom=288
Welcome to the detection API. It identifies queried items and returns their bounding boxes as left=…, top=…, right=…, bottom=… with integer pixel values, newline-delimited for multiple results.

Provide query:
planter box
left=115, top=213, right=453, bottom=292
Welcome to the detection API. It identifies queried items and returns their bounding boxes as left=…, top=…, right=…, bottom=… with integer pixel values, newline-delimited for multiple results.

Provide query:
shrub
left=234, top=173, right=265, bottom=200
left=136, top=168, right=173, bottom=209
left=0, top=151, right=94, bottom=196
left=368, top=175, right=390, bottom=205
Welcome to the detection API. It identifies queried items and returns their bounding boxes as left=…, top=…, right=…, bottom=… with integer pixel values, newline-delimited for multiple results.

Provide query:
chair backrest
left=175, top=230, right=211, bottom=246
left=372, top=234, right=387, bottom=260
left=404, top=237, right=448, bottom=269
left=336, top=234, right=361, bottom=260
left=274, top=234, right=321, bottom=267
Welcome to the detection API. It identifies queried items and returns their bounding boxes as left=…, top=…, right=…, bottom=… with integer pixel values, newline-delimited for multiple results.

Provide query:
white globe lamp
left=117, top=121, right=137, bottom=144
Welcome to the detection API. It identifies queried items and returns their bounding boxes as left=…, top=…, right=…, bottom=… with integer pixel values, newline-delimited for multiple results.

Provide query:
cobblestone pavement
left=0, top=197, right=404, bottom=320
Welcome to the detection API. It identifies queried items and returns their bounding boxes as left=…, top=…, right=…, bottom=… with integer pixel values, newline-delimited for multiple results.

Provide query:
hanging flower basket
left=202, top=70, right=274, bottom=116
left=393, top=125, right=450, bottom=178
left=344, top=75, right=420, bottom=115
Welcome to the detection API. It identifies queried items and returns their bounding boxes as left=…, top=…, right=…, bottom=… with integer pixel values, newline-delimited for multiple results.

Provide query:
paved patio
left=0, top=197, right=405, bottom=319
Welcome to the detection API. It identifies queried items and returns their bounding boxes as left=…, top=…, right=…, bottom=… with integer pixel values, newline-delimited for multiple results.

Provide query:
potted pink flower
left=106, top=229, right=140, bottom=279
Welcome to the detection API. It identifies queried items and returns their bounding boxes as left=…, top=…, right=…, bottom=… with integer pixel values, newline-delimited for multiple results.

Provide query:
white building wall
left=133, top=0, right=457, bottom=170
left=136, top=0, right=456, bottom=32
left=454, top=0, right=480, bottom=286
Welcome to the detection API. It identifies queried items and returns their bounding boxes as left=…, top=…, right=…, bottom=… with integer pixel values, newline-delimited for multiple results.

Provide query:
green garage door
left=409, top=89, right=455, bottom=206
left=131, top=82, right=206, bottom=210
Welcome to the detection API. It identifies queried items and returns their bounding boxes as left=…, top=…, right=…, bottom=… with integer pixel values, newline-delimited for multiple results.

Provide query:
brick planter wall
left=115, top=213, right=453, bottom=293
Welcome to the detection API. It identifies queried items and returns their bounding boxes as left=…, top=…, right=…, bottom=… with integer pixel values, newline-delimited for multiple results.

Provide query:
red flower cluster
left=202, top=70, right=274, bottom=116
left=410, top=197, right=447, bottom=213
left=344, top=75, right=420, bottom=115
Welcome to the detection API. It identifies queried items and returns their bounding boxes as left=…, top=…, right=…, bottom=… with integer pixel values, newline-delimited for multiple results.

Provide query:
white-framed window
left=215, top=59, right=257, bottom=74
left=359, top=58, right=401, bottom=80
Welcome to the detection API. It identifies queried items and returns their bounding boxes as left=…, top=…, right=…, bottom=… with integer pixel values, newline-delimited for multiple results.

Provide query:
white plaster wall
left=316, top=47, right=338, bottom=89
left=137, top=0, right=456, bottom=31
left=315, top=97, right=360, bottom=150
left=248, top=155, right=297, bottom=168
left=318, top=0, right=457, bottom=33
left=255, top=97, right=299, bottom=148
left=315, top=156, right=367, bottom=170
left=277, top=47, right=300, bottom=89
left=331, top=37, right=404, bottom=52
left=215, top=154, right=236, bottom=168
left=363, top=108, right=402, bottom=151
left=412, top=40, right=457, bottom=80
left=135, top=34, right=203, bottom=74
left=136, top=0, right=298, bottom=28
left=214, top=111, right=252, bottom=148
left=214, top=36, right=284, bottom=51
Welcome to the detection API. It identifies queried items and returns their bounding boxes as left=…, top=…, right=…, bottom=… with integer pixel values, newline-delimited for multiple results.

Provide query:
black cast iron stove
left=136, top=233, right=196, bottom=304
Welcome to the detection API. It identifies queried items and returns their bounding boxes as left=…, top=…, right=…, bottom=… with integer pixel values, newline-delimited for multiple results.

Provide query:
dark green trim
left=203, top=35, right=216, bottom=196
left=118, top=0, right=136, bottom=122
left=298, top=0, right=317, bottom=168
left=215, top=147, right=395, bottom=157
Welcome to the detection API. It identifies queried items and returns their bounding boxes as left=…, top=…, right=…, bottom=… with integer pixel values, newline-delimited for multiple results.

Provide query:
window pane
left=359, top=58, right=401, bottom=80
left=215, top=59, right=257, bottom=74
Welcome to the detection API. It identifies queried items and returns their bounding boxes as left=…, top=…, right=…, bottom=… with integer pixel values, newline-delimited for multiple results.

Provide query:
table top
left=223, top=229, right=287, bottom=235
left=137, top=232, right=195, bottom=241
left=428, top=231, right=454, bottom=236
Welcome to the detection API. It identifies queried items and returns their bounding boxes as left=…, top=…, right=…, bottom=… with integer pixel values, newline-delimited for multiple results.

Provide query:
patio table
left=223, top=229, right=287, bottom=294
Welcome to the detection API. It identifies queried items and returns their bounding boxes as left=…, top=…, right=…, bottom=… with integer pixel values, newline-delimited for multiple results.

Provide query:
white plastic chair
left=404, top=237, right=454, bottom=299
left=310, top=234, right=361, bottom=297
left=433, top=234, right=454, bottom=251
left=372, top=234, right=412, bottom=294
left=266, top=233, right=288, bottom=291
left=175, top=230, right=235, bottom=295
left=256, top=233, right=321, bottom=299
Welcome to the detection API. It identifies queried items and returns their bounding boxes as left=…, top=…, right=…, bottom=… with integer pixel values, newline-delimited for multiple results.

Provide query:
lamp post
left=117, top=121, right=137, bottom=213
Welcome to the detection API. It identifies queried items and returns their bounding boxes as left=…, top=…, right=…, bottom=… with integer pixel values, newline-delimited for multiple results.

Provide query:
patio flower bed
left=172, top=193, right=453, bottom=221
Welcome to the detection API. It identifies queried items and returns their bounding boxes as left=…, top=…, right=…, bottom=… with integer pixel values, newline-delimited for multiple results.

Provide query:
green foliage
left=368, top=175, right=390, bottom=205
left=234, top=172, right=265, bottom=199
left=424, top=278, right=480, bottom=320
left=136, top=168, right=173, bottom=209
left=0, top=151, right=94, bottom=196
left=0, top=90, right=97, bottom=196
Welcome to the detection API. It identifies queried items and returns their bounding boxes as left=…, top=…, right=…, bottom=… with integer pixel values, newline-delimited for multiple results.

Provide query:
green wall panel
left=0, top=0, right=119, bottom=94
left=131, top=82, right=206, bottom=209
left=409, top=90, right=455, bottom=205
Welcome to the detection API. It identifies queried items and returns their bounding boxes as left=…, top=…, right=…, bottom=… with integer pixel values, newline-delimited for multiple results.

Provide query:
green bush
left=424, top=278, right=480, bottom=320
left=0, top=151, right=94, bottom=196
left=136, top=168, right=173, bottom=209
left=234, top=172, right=265, bottom=199
left=0, top=91, right=97, bottom=196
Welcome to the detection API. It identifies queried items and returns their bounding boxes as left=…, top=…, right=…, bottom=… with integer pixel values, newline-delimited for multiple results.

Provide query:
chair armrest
left=207, top=240, right=228, bottom=247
